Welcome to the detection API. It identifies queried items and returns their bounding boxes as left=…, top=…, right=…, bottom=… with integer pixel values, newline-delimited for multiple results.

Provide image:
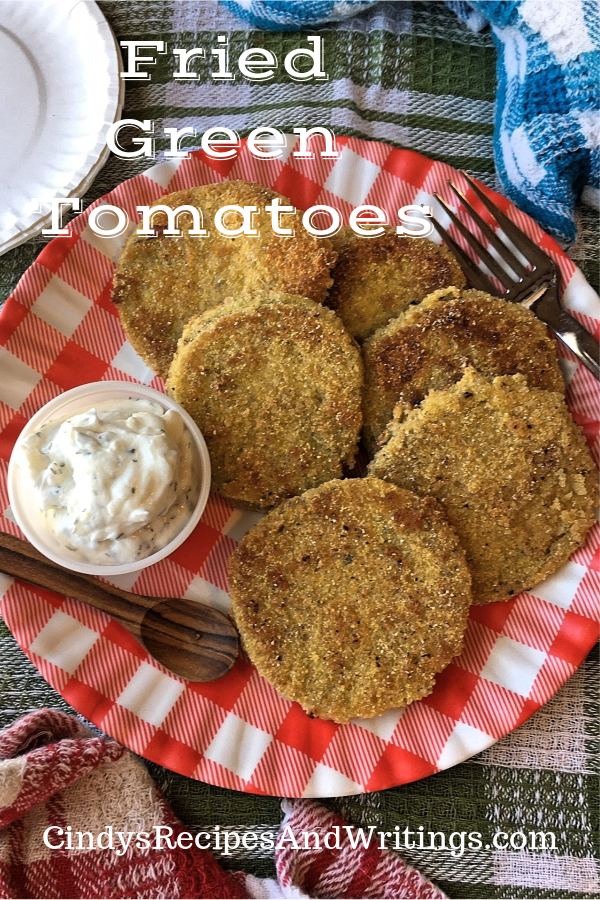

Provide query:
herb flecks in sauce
left=24, top=399, right=199, bottom=565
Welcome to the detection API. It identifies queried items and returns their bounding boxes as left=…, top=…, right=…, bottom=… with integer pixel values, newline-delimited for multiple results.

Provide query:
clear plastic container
left=7, top=382, right=211, bottom=576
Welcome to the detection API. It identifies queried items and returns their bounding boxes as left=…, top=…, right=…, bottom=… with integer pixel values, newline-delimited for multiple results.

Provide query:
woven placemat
left=0, top=3, right=597, bottom=896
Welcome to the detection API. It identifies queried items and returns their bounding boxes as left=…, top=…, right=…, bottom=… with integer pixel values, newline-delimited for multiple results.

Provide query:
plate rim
left=0, top=0, right=125, bottom=257
left=0, top=135, right=598, bottom=796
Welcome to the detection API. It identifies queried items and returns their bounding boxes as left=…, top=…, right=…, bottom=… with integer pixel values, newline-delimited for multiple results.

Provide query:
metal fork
left=432, top=171, right=599, bottom=381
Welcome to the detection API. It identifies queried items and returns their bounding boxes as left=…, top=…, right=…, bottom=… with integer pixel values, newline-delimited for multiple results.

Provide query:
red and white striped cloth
left=275, top=801, right=445, bottom=900
left=0, top=710, right=446, bottom=899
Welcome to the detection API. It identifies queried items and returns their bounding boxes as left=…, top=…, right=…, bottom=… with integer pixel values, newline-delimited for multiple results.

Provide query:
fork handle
left=530, top=287, right=600, bottom=381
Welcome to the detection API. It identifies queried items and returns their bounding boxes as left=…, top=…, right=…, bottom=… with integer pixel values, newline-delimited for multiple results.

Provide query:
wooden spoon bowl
left=0, top=532, right=239, bottom=681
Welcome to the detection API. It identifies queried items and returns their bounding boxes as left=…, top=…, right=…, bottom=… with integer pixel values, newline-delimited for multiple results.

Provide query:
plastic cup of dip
left=7, top=382, right=211, bottom=576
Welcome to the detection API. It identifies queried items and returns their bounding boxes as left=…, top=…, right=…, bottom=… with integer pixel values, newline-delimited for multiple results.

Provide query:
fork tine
left=434, top=193, right=515, bottom=290
left=431, top=216, right=503, bottom=296
left=459, top=171, right=550, bottom=265
left=447, top=181, right=529, bottom=279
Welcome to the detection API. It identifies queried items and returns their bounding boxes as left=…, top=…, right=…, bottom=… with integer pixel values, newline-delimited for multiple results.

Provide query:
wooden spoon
left=0, top=532, right=239, bottom=682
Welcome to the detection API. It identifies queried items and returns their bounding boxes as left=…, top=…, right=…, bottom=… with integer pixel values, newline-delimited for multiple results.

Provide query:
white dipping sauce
left=23, top=399, right=199, bottom=565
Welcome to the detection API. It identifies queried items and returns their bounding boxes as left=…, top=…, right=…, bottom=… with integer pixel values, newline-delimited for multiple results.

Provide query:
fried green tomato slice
left=166, top=292, right=363, bottom=509
left=112, top=181, right=337, bottom=377
left=362, top=287, right=565, bottom=454
left=326, top=231, right=466, bottom=342
left=368, top=369, right=596, bottom=605
left=229, top=477, right=472, bottom=723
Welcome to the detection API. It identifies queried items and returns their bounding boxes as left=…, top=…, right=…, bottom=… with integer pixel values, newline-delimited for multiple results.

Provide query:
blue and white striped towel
left=223, top=0, right=600, bottom=244
left=449, top=1, right=599, bottom=244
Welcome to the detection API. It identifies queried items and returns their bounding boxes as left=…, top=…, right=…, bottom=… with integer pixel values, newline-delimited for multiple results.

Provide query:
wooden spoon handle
left=0, top=532, right=152, bottom=639
left=0, top=532, right=240, bottom=682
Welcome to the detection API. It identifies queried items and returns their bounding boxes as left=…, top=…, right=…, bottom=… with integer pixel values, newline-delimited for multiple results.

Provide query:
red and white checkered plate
left=1, top=137, right=598, bottom=797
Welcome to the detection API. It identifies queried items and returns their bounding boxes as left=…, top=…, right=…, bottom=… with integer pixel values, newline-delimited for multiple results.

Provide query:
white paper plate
left=0, top=0, right=123, bottom=256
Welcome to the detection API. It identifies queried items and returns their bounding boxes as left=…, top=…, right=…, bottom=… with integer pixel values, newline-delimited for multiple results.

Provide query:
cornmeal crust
left=326, top=231, right=466, bottom=341
left=368, top=369, right=596, bottom=604
left=362, top=287, right=565, bottom=453
left=229, top=477, right=472, bottom=722
left=112, top=181, right=337, bottom=377
left=166, top=292, right=363, bottom=509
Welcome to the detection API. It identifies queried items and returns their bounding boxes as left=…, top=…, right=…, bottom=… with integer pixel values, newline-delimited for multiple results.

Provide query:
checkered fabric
left=0, top=136, right=598, bottom=798
left=224, top=0, right=600, bottom=245
left=1, top=3, right=599, bottom=894
left=0, top=710, right=249, bottom=900
left=465, top=0, right=600, bottom=245
left=0, top=709, right=449, bottom=899
left=222, top=0, right=378, bottom=31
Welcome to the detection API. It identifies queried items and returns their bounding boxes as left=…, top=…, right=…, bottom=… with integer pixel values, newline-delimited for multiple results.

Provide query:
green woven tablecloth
left=0, top=3, right=598, bottom=897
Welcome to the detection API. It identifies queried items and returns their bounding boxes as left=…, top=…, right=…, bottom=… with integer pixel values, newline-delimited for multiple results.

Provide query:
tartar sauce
left=23, top=399, right=199, bottom=565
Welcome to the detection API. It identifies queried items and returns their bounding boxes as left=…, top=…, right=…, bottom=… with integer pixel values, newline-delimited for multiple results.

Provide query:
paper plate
left=0, top=0, right=123, bottom=256
left=0, top=137, right=598, bottom=797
